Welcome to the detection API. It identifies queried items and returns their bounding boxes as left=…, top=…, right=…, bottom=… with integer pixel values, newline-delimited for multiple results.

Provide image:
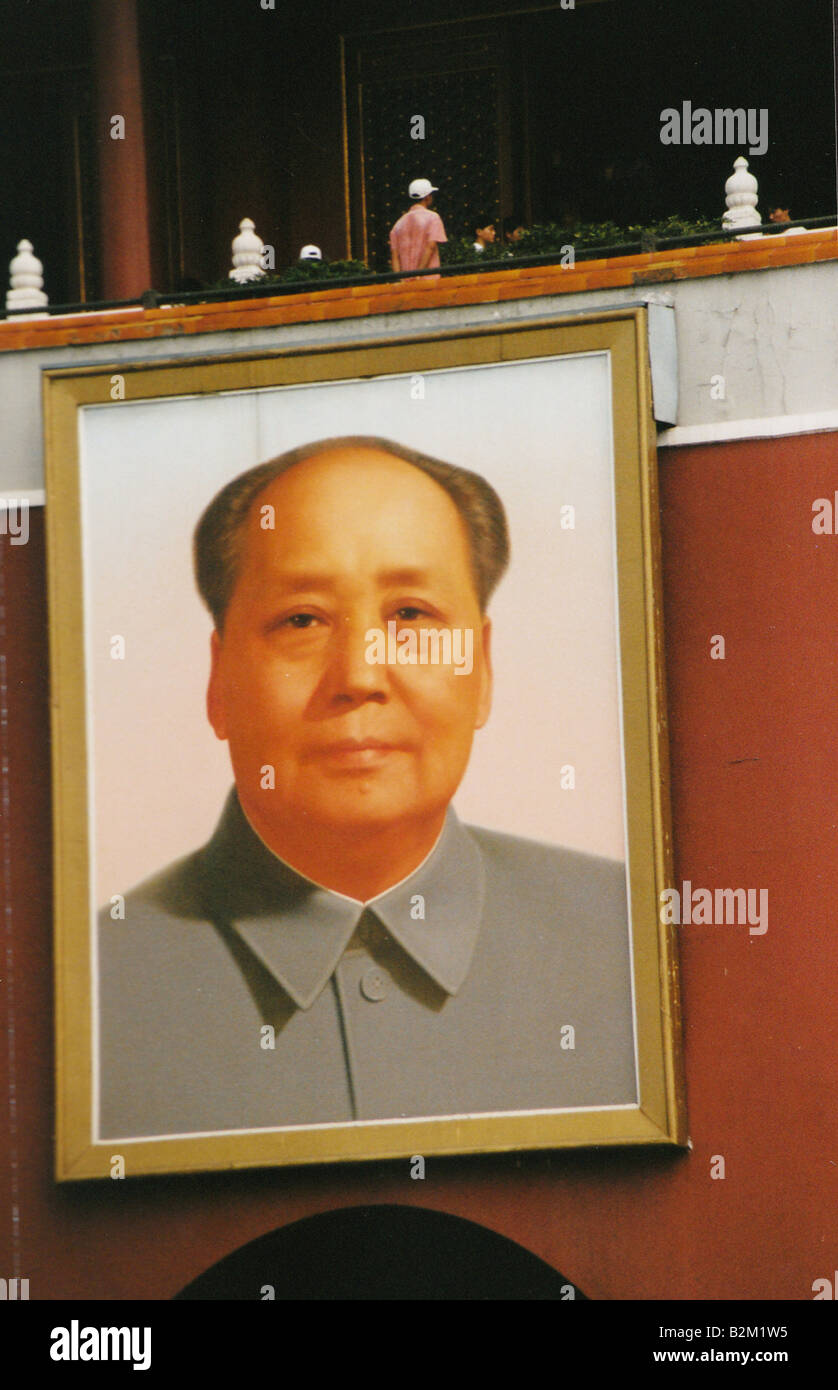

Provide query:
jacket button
left=360, top=967, right=387, bottom=1001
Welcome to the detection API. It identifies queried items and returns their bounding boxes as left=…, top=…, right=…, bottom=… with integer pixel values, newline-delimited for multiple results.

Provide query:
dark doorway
left=346, top=22, right=512, bottom=268
left=175, top=1204, right=587, bottom=1300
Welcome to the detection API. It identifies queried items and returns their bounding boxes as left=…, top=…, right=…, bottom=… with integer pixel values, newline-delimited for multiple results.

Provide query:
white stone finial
left=6, top=238, right=49, bottom=312
left=722, top=156, right=761, bottom=234
left=229, top=217, right=266, bottom=284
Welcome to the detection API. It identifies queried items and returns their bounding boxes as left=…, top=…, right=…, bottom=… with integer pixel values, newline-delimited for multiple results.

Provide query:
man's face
left=476, top=224, right=496, bottom=244
left=207, top=447, right=493, bottom=841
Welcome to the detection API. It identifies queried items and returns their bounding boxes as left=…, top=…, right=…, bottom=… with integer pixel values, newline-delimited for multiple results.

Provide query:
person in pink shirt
left=389, top=178, right=448, bottom=275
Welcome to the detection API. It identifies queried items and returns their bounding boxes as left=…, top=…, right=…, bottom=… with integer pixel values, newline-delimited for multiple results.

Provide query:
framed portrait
left=44, top=309, right=685, bottom=1180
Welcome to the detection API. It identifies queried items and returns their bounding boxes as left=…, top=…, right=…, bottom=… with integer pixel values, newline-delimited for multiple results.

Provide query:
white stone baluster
left=229, top=218, right=266, bottom=283
left=722, top=157, right=762, bottom=236
left=6, top=239, right=49, bottom=314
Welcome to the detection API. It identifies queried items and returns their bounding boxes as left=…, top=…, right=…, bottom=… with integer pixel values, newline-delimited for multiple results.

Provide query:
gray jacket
left=98, top=789, right=637, bottom=1138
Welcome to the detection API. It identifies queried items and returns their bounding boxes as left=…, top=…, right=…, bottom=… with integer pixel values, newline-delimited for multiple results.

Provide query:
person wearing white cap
left=389, top=178, right=447, bottom=275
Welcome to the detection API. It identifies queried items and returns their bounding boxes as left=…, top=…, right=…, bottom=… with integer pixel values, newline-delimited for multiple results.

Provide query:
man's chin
left=289, top=797, right=434, bottom=834
left=246, top=787, right=447, bottom=839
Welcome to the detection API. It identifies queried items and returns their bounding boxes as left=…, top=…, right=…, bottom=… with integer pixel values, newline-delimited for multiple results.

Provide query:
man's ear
left=475, top=617, right=493, bottom=729
left=206, top=629, right=228, bottom=741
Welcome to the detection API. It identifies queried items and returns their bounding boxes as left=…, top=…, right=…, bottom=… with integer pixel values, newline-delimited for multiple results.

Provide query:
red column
left=93, top=0, right=153, bottom=300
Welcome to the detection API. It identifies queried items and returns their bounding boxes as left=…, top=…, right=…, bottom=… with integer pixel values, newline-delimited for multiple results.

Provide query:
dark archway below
left=174, top=1204, right=588, bottom=1300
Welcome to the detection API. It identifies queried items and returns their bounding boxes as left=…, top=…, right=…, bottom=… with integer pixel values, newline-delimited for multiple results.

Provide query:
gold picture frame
left=44, top=309, right=685, bottom=1180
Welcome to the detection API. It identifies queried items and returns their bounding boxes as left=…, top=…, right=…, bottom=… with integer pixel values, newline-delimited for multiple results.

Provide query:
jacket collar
left=198, top=789, right=485, bottom=1010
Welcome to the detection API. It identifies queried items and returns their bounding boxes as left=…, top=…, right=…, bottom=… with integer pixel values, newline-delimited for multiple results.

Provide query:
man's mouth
left=312, top=738, right=407, bottom=767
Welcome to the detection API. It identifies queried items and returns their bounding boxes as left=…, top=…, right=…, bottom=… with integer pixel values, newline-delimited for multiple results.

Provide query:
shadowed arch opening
left=174, top=1203, right=587, bottom=1301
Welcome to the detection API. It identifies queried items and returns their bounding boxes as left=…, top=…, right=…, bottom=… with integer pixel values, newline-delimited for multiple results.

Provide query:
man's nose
left=324, top=618, right=388, bottom=703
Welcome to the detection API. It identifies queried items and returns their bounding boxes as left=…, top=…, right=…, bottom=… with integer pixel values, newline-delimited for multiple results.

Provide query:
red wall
left=1, top=429, right=836, bottom=1299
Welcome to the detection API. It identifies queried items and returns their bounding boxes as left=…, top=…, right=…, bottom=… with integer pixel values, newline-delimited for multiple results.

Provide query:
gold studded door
left=346, top=23, right=508, bottom=270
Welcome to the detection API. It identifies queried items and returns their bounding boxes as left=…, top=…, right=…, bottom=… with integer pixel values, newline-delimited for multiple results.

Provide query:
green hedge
left=441, top=215, right=721, bottom=264
left=213, top=257, right=369, bottom=290
left=210, top=216, right=722, bottom=291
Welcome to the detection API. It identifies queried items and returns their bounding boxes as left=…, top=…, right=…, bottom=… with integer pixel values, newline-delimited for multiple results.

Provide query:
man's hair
left=194, top=435, right=511, bottom=631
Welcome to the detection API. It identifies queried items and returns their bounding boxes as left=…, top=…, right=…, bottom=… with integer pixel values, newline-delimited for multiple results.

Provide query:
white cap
left=409, top=178, right=438, bottom=200
left=299, top=244, right=322, bottom=260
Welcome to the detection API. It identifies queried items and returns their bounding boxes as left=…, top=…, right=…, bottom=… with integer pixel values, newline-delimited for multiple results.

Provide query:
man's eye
left=283, top=613, right=320, bottom=629
left=394, top=606, right=426, bottom=621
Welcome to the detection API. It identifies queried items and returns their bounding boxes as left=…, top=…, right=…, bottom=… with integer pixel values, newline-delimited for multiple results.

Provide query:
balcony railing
left=3, top=214, right=836, bottom=321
